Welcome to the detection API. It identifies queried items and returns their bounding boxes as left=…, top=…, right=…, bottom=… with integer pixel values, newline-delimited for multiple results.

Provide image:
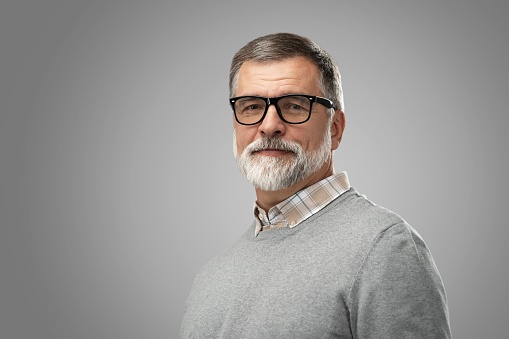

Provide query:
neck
left=254, top=163, right=334, bottom=213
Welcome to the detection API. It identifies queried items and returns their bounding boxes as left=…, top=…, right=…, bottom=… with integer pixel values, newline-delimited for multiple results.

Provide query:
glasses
left=229, top=94, right=336, bottom=125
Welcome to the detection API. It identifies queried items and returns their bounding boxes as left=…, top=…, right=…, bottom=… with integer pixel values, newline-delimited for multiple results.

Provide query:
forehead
left=236, top=57, right=321, bottom=97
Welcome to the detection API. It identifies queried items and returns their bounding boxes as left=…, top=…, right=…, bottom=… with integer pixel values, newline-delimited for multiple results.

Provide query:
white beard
left=233, top=126, right=332, bottom=191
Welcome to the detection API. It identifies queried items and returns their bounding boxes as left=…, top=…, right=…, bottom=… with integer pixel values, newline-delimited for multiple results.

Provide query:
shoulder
left=325, top=191, right=451, bottom=336
left=312, top=187, right=408, bottom=239
left=347, top=221, right=450, bottom=337
left=303, top=188, right=441, bottom=285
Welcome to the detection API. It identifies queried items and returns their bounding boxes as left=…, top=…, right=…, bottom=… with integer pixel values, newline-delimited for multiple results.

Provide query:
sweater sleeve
left=348, top=222, right=452, bottom=338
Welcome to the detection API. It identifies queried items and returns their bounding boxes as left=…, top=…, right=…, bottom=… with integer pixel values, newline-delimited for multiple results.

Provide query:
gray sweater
left=180, top=188, right=451, bottom=338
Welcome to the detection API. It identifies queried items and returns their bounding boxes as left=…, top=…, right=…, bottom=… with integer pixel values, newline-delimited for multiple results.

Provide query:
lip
left=253, top=149, right=292, bottom=156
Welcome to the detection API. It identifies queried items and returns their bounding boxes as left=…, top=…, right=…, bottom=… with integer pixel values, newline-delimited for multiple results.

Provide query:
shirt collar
left=253, top=171, right=350, bottom=236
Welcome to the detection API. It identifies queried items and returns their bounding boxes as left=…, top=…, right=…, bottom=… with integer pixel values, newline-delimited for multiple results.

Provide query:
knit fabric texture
left=180, top=188, right=451, bottom=338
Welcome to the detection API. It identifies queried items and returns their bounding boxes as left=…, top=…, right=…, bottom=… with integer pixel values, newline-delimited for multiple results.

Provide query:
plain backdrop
left=1, top=0, right=508, bottom=338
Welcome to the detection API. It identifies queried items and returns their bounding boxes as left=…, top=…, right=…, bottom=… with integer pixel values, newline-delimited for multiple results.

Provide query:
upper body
left=180, top=175, right=451, bottom=338
left=180, top=33, right=451, bottom=338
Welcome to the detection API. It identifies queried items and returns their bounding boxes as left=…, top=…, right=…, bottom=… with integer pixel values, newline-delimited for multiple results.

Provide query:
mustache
left=245, top=137, right=301, bottom=155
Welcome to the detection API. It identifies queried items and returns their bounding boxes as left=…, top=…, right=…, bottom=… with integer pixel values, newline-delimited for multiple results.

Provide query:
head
left=230, top=33, right=345, bottom=192
left=230, top=33, right=343, bottom=112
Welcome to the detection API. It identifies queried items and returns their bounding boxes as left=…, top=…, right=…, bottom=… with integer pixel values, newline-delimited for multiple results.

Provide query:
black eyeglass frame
left=229, top=94, right=337, bottom=125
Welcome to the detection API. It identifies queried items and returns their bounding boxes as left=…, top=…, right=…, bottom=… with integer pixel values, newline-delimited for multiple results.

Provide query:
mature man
left=180, top=33, right=451, bottom=338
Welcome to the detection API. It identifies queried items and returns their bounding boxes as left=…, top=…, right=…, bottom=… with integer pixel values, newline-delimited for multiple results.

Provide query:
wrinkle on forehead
left=236, top=57, right=322, bottom=98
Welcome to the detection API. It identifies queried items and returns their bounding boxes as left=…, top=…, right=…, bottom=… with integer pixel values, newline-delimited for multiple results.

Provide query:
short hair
left=229, top=32, right=344, bottom=111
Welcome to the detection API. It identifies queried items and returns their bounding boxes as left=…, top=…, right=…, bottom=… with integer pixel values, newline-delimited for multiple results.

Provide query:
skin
left=234, top=57, right=346, bottom=213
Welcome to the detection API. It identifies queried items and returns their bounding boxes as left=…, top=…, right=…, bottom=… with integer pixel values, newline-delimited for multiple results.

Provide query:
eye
left=281, top=101, right=309, bottom=113
left=235, top=98, right=266, bottom=116
left=247, top=104, right=263, bottom=111
left=279, top=96, right=310, bottom=114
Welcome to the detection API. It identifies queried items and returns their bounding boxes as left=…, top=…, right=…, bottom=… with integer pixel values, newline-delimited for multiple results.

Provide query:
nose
left=258, top=104, right=286, bottom=138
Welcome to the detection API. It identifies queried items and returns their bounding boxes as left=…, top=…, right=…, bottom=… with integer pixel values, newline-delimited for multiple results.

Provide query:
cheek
left=233, top=127, right=253, bottom=153
left=307, top=132, right=328, bottom=152
left=309, top=119, right=331, bottom=149
left=294, top=129, right=321, bottom=151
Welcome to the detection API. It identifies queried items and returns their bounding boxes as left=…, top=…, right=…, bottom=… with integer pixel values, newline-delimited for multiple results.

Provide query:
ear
left=330, top=109, right=345, bottom=151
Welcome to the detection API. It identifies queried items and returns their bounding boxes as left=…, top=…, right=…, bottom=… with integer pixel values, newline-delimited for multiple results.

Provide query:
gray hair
left=229, top=32, right=344, bottom=112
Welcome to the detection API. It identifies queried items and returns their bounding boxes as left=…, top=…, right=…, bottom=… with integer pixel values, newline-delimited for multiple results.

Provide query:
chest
left=183, top=238, right=358, bottom=338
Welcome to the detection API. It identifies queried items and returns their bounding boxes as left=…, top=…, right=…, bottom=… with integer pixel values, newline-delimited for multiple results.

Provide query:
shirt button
left=289, top=220, right=296, bottom=227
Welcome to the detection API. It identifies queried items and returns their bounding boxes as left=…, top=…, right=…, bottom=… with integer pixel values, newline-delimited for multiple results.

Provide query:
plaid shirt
left=254, top=172, right=351, bottom=236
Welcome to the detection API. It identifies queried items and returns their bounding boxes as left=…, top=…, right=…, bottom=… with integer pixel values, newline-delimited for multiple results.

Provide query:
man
left=180, top=33, right=451, bottom=338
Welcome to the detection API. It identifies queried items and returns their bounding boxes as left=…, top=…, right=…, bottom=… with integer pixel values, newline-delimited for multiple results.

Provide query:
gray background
left=1, top=0, right=507, bottom=338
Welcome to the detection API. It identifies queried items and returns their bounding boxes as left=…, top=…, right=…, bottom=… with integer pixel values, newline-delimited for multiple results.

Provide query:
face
left=233, top=57, right=344, bottom=191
